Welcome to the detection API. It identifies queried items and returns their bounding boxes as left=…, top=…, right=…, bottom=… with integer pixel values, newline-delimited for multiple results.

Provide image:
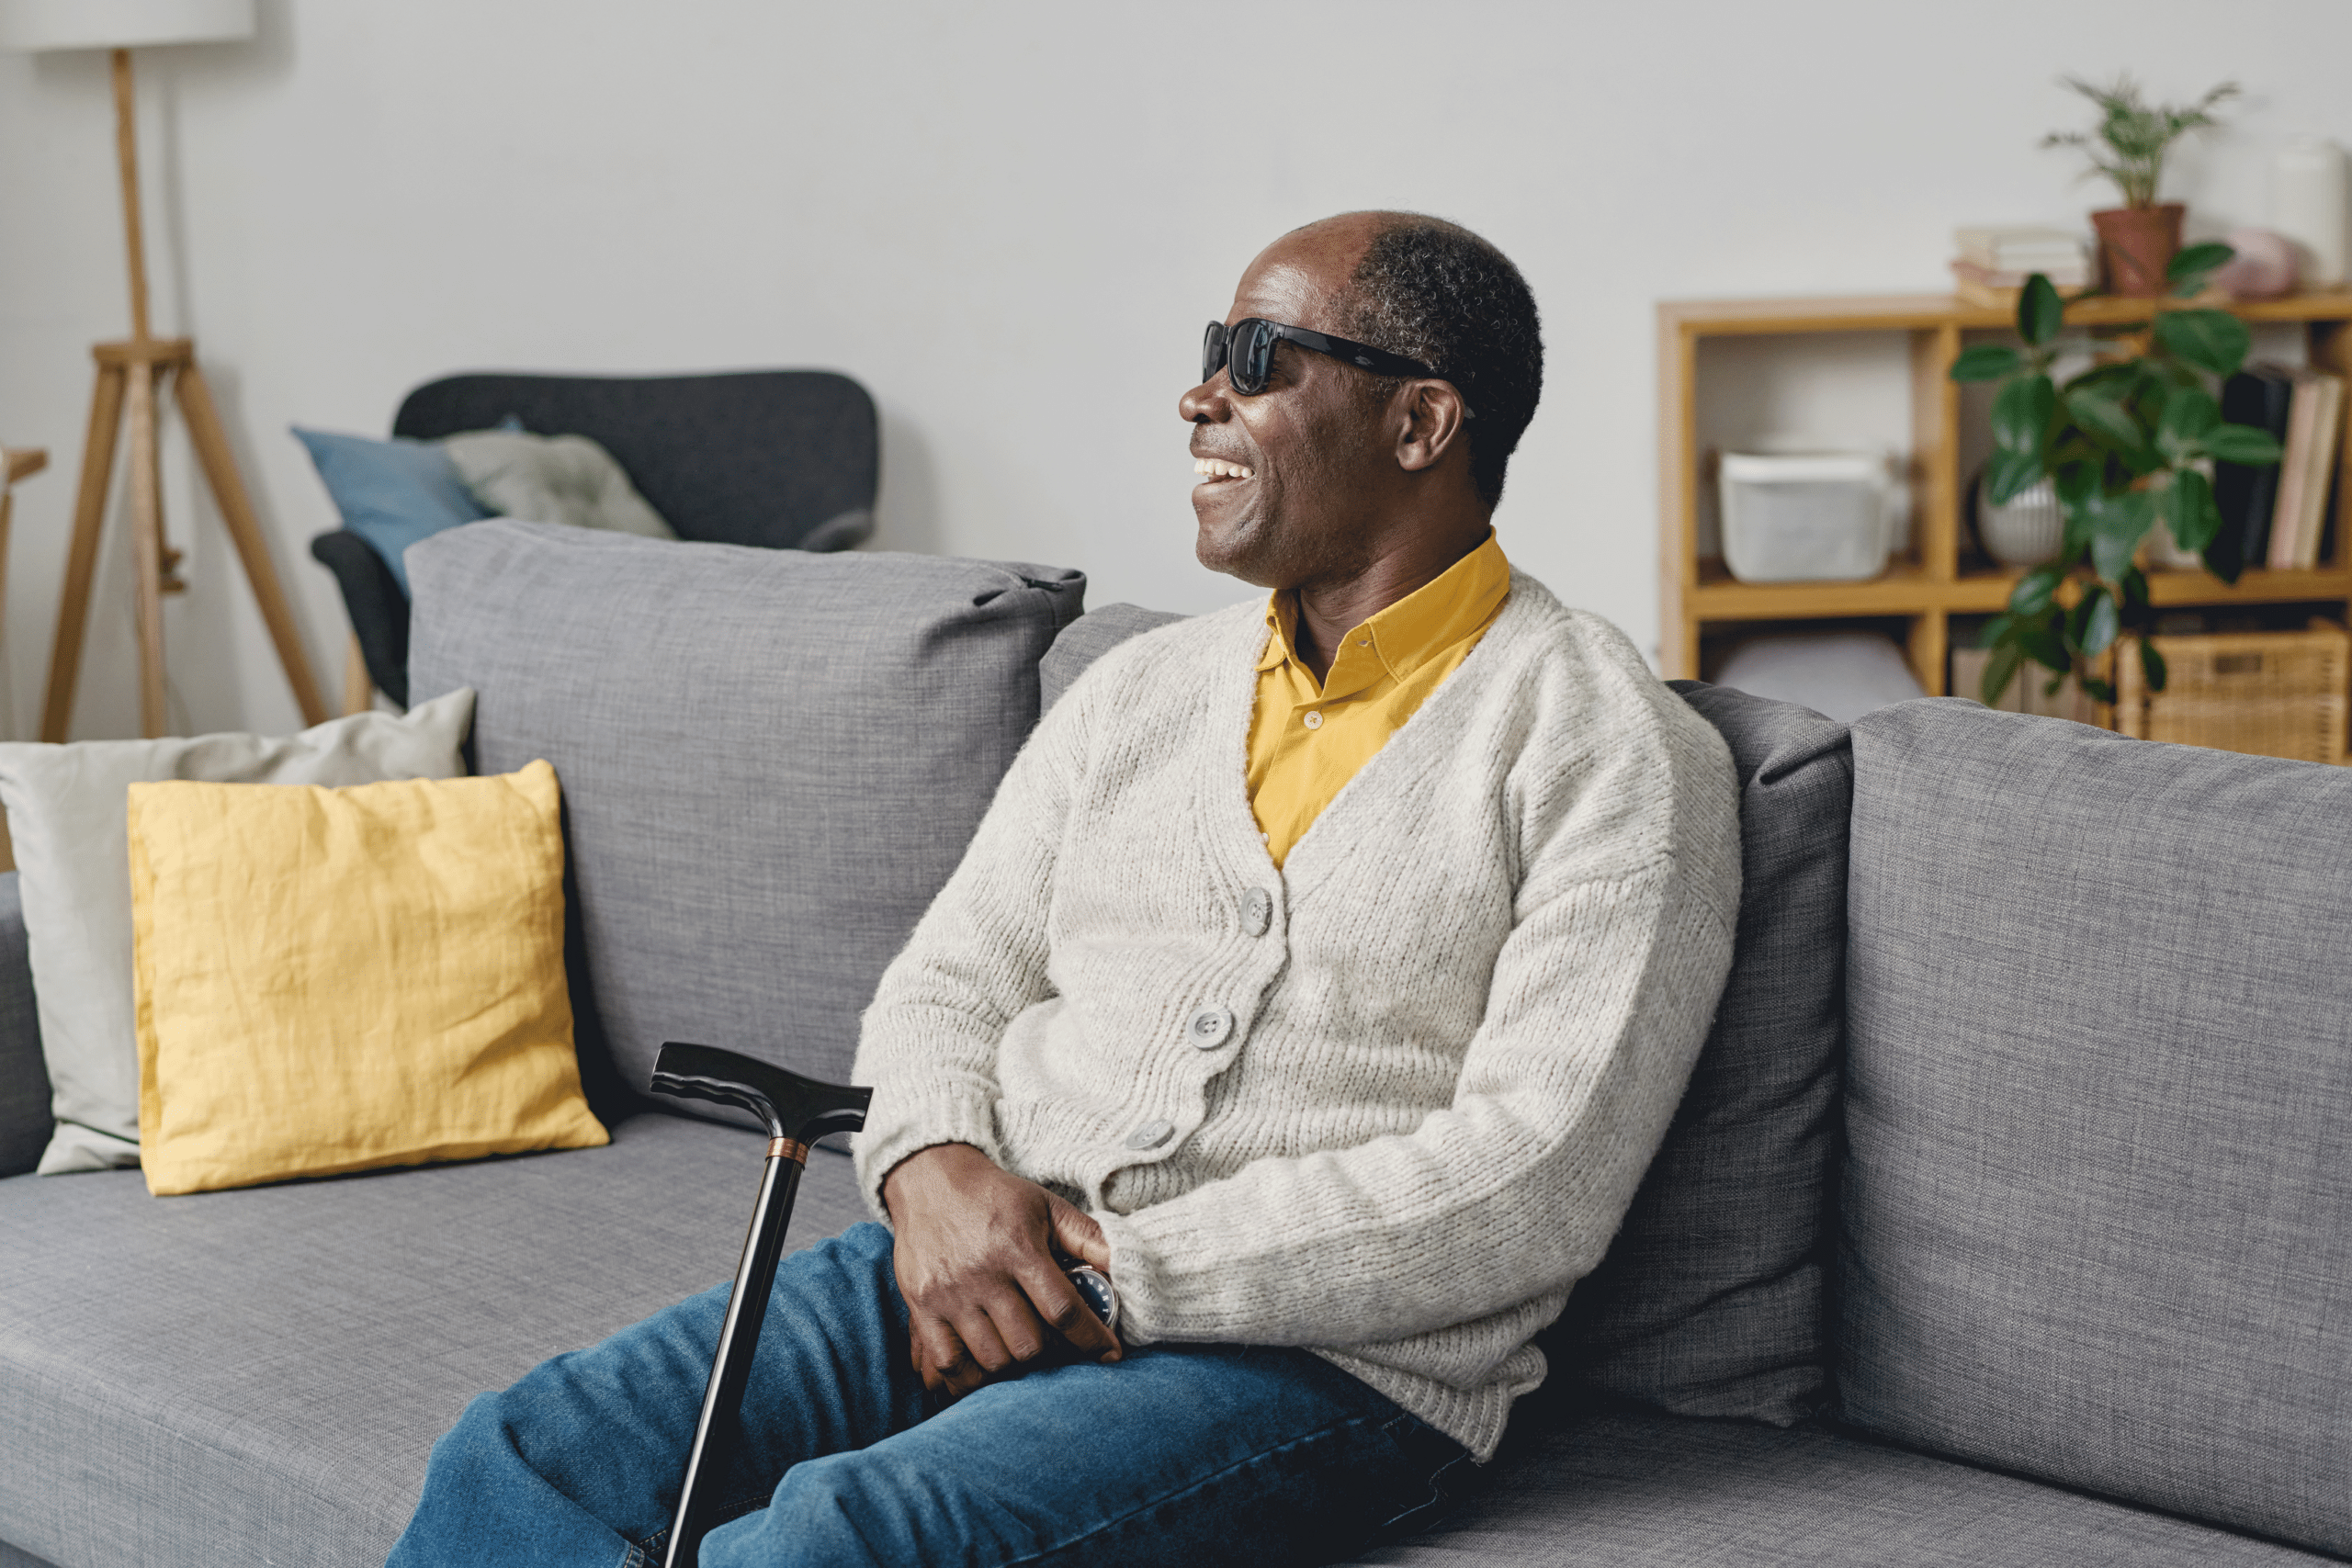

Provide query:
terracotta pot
left=2092, top=203, right=2186, bottom=297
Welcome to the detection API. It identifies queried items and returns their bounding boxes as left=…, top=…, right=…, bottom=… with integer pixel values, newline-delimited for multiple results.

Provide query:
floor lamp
left=0, top=0, right=327, bottom=740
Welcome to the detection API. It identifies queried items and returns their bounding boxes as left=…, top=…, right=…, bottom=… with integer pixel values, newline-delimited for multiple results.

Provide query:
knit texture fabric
left=851, top=571, right=1742, bottom=1460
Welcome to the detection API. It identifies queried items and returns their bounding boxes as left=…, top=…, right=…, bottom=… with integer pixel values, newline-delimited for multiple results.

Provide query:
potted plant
left=2043, top=74, right=2238, bottom=296
left=1951, top=248, right=2283, bottom=704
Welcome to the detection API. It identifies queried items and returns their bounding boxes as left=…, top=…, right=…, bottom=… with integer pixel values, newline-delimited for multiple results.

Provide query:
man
left=388, top=211, right=1740, bottom=1567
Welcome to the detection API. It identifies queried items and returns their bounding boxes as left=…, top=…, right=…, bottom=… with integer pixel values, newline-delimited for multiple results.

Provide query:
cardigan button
left=1125, top=1119, right=1174, bottom=1150
left=1186, top=1008, right=1234, bottom=1049
left=1241, top=887, right=1273, bottom=937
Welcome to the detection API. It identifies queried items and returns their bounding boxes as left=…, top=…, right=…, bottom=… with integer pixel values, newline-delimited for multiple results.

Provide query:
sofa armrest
left=0, top=872, right=51, bottom=1178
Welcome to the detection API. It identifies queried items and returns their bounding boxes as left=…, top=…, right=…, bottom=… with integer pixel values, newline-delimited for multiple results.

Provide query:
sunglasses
left=1202, top=317, right=1449, bottom=399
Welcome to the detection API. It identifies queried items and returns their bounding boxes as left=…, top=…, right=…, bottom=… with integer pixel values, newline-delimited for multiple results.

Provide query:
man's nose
left=1178, top=372, right=1231, bottom=424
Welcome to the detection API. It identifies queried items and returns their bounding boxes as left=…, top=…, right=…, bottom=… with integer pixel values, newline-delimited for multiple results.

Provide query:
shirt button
left=1241, top=886, right=1273, bottom=937
left=1125, top=1119, right=1174, bottom=1150
left=1302, top=711, right=1324, bottom=730
left=1186, top=1007, right=1234, bottom=1049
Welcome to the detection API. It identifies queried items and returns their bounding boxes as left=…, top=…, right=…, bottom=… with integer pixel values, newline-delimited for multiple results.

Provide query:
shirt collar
left=1258, top=532, right=1511, bottom=694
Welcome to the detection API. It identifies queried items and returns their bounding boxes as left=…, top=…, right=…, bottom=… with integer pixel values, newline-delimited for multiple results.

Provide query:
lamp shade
left=0, top=0, right=253, bottom=51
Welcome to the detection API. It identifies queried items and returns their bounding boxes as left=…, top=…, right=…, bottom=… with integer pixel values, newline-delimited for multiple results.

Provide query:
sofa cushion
left=1543, top=682, right=1849, bottom=1426
left=0, top=875, right=50, bottom=1179
left=1841, top=701, right=2352, bottom=1558
left=0, top=690, right=476, bottom=1174
left=290, top=426, right=492, bottom=594
left=126, top=763, right=605, bottom=1196
left=1364, top=1404, right=2330, bottom=1565
left=406, top=522, right=1083, bottom=1118
left=443, top=428, right=677, bottom=541
left=0, top=1113, right=867, bottom=1568
left=1040, top=603, right=1187, bottom=710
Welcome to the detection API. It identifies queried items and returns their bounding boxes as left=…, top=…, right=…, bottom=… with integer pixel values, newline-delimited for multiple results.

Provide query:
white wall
left=3, top=0, right=2348, bottom=739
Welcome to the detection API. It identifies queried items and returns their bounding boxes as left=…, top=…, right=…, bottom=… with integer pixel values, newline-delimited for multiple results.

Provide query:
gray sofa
left=1, top=522, right=2344, bottom=1567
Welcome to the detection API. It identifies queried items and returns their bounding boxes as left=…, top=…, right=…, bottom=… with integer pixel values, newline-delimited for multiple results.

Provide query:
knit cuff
left=1091, top=1204, right=1224, bottom=1347
left=852, top=1076, right=1003, bottom=1225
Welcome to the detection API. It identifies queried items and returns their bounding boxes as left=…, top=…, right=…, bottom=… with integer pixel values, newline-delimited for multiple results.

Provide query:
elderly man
left=389, top=211, right=1739, bottom=1568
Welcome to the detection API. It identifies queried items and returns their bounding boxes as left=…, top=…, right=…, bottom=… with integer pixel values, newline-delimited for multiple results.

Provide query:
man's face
left=1181, top=223, right=1397, bottom=590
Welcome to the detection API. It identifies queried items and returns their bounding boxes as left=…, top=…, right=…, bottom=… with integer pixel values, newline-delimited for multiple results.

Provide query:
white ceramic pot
left=1977, top=476, right=2063, bottom=568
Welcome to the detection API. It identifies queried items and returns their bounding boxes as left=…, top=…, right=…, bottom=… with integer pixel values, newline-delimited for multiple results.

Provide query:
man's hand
left=881, top=1143, right=1121, bottom=1403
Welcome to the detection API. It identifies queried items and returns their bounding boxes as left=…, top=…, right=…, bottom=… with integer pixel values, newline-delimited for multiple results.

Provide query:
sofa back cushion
left=1040, top=604, right=1187, bottom=711
left=1841, top=700, right=2352, bottom=1559
left=407, top=522, right=1082, bottom=1118
left=1544, top=680, right=1849, bottom=1425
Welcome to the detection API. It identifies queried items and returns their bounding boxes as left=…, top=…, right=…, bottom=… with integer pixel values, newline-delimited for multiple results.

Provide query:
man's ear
left=1394, top=381, right=1470, bottom=474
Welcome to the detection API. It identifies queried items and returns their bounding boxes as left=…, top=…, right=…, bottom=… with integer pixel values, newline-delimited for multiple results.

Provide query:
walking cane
left=648, top=1042, right=872, bottom=1568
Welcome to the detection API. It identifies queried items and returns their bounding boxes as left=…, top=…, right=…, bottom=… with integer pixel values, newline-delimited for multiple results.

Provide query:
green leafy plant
left=1951, top=245, right=2284, bottom=703
left=2041, top=73, right=2239, bottom=210
left=2041, top=74, right=2238, bottom=209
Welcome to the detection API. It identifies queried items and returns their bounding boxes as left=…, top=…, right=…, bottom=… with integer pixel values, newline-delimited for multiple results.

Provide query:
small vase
left=2091, top=203, right=2186, bottom=297
left=1976, top=473, right=2064, bottom=567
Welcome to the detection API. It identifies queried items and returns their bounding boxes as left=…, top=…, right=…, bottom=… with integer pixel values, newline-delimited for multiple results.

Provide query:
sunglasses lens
left=1202, top=321, right=1227, bottom=386
left=1229, top=321, right=1270, bottom=395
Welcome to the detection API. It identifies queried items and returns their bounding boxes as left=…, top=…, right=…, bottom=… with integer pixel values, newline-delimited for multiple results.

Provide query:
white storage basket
left=1719, top=450, right=1892, bottom=583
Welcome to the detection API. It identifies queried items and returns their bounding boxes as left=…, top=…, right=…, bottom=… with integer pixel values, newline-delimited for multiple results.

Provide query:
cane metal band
left=765, top=1137, right=810, bottom=1164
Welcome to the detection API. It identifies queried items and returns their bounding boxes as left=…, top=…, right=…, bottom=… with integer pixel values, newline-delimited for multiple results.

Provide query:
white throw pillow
left=444, top=430, right=676, bottom=541
left=0, top=690, right=475, bottom=1174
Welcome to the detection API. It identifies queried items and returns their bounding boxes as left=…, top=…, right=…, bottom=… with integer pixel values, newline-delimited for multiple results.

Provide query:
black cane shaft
left=662, top=1150, right=807, bottom=1568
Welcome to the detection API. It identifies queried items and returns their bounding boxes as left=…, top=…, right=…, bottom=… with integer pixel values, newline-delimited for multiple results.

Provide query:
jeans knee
left=702, top=1450, right=918, bottom=1568
left=432, top=1389, right=529, bottom=1478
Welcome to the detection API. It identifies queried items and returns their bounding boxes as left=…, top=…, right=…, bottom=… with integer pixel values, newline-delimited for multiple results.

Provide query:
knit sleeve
left=849, top=687, right=1090, bottom=1222
left=1095, top=747, right=1740, bottom=1351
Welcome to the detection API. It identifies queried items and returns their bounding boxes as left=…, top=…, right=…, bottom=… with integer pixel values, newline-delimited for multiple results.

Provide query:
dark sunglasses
left=1202, top=317, right=1449, bottom=399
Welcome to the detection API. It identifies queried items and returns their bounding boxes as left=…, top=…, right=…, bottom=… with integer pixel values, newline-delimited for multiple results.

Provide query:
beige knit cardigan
left=853, top=571, right=1742, bottom=1460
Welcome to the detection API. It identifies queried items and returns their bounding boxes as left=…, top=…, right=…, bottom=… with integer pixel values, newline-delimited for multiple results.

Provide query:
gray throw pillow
left=1543, top=680, right=1850, bottom=1426
left=0, top=691, right=474, bottom=1173
left=444, top=430, right=676, bottom=541
left=405, top=521, right=1083, bottom=1122
left=1041, top=604, right=1189, bottom=711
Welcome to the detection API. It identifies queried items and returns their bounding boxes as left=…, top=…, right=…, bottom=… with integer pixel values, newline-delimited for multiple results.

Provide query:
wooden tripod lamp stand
left=0, top=0, right=327, bottom=740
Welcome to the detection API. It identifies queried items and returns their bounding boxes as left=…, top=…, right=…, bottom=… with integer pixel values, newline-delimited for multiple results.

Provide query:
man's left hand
left=881, top=1142, right=1122, bottom=1403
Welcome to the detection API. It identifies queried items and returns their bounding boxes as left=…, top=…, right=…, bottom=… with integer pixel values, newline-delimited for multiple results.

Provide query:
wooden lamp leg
left=176, top=362, right=330, bottom=727
left=40, top=365, right=129, bottom=743
left=124, top=360, right=170, bottom=739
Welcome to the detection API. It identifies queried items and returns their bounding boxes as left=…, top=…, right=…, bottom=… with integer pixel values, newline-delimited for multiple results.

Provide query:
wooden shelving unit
left=1659, top=291, right=2352, bottom=692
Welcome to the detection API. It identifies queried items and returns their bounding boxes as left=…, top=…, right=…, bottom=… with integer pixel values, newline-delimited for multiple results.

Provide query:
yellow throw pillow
left=127, top=759, right=607, bottom=1196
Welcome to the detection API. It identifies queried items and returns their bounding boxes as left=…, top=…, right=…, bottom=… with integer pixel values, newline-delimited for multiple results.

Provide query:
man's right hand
left=880, top=1142, right=1122, bottom=1404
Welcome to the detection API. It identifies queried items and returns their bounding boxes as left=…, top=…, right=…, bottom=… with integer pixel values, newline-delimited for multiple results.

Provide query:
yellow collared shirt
left=1247, top=532, right=1511, bottom=868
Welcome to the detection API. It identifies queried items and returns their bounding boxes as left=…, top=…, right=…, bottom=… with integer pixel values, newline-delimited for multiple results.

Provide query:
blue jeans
left=386, top=1221, right=1472, bottom=1566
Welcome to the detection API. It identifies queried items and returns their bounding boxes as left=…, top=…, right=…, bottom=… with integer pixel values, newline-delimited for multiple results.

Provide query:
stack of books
left=1952, top=226, right=2093, bottom=306
left=2211, top=364, right=2346, bottom=572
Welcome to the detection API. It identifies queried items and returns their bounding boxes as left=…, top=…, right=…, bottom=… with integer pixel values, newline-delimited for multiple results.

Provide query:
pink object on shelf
left=2216, top=228, right=2301, bottom=299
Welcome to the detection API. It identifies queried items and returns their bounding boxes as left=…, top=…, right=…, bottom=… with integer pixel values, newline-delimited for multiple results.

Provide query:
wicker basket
left=2114, top=618, right=2350, bottom=764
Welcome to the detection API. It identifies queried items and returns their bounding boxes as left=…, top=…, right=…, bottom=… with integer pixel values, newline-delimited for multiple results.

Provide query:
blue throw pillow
left=291, top=426, right=492, bottom=596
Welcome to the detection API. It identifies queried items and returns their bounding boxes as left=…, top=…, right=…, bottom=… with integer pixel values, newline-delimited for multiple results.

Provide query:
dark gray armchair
left=310, top=369, right=879, bottom=707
